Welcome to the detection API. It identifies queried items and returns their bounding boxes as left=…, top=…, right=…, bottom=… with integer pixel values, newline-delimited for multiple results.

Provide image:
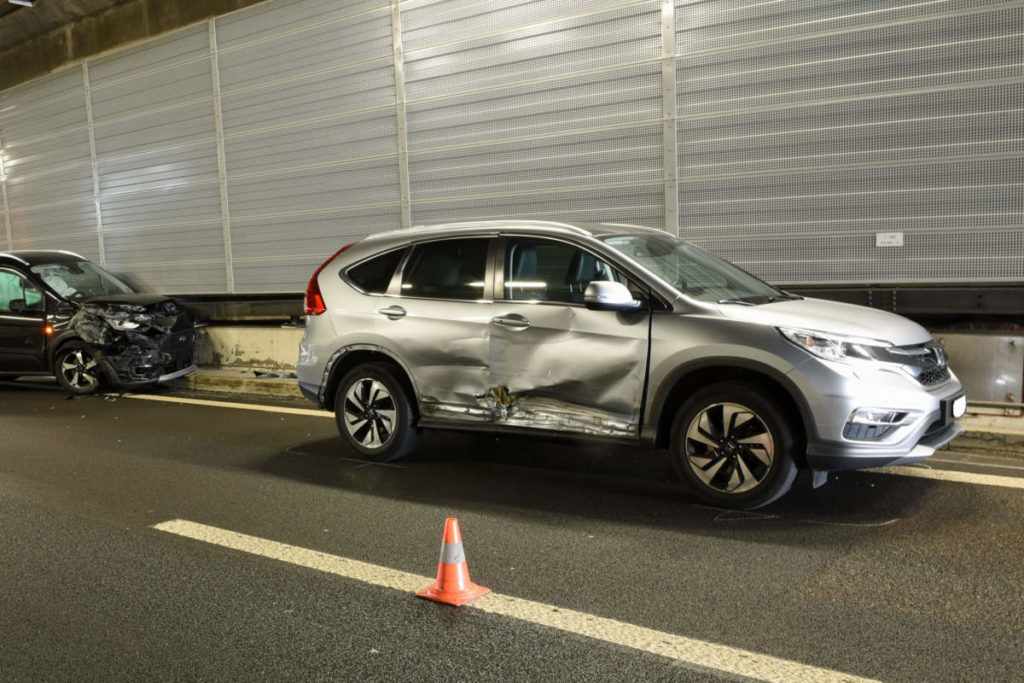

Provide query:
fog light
left=848, top=408, right=909, bottom=426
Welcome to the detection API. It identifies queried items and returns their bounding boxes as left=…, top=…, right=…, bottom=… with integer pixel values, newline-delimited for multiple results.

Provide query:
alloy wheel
left=342, top=378, right=397, bottom=449
left=60, top=349, right=99, bottom=391
left=684, top=402, right=774, bottom=494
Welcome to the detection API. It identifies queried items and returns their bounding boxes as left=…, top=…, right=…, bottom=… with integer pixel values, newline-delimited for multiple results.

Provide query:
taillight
left=305, top=242, right=356, bottom=316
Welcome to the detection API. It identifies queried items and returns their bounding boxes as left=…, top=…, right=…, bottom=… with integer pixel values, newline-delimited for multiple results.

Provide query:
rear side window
left=401, top=238, right=490, bottom=300
left=346, top=248, right=406, bottom=294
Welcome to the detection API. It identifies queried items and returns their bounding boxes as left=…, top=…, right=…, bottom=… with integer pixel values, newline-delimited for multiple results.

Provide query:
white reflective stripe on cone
left=440, top=541, right=465, bottom=565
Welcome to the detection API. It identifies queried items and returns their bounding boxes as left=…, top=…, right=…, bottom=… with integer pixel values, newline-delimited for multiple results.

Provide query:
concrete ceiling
left=0, top=0, right=132, bottom=51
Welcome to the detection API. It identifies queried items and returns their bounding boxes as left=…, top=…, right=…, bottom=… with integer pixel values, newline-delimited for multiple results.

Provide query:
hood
left=82, top=293, right=172, bottom=307
left=715, top=296, right=932, bottom=347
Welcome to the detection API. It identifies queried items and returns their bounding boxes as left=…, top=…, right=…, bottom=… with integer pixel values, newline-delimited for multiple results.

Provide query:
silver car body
left=297, top=220, right=964, bottom=471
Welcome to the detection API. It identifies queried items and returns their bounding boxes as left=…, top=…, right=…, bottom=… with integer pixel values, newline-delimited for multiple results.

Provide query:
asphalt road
left=1, top=383, right=1023, bottom=682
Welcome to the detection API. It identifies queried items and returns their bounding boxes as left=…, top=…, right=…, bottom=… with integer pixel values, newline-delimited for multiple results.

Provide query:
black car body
left=0, top=250, right=196, bottom=393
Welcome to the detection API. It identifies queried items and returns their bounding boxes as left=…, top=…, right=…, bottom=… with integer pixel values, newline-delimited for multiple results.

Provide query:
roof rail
left=599, top=222, right=664, bottom=232
left=409, top=219, right=591, bottom=235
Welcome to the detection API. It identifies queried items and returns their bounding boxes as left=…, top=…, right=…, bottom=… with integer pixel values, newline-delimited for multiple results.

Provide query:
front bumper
left=790, top=357, right=966, bottom=471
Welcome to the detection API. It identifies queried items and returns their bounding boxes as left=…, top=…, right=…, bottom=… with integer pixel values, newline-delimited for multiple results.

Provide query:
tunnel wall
left=1, top=0, right=1022, bottom=293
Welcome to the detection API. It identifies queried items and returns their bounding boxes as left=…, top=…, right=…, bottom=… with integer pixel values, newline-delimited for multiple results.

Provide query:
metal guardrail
left=969, top=400, right=1024, bottom=410
left=171, top=293, right=304, bottom=323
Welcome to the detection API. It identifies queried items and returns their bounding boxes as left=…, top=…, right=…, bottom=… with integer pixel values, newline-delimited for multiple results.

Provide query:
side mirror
left=583, top=281, right=642, bottom=311
left=8, top=298, right=26, bottom=313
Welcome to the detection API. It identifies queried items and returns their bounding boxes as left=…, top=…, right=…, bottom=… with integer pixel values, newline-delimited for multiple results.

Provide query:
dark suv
left=0, top=250, right=196, bottom=394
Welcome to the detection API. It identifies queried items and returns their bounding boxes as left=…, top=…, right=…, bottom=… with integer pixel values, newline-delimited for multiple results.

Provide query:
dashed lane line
left=116, top=392, right=333, bottom=417
left=872, top=465, right=1024, bottom=490
left=153, top=519, right=877, bottom=683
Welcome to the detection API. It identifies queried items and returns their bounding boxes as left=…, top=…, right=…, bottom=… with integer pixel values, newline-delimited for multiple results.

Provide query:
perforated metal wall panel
left=215, top=0, right=401, bottom=292
left=88, top=25, right=226, bottom=292
left=2, top=0, right=1022, bottom=292
left=0, top=69, right=101, bottom=260
left=403, top=0, right=666, bottom=228
left=675, top=0, right=1024, bottom=284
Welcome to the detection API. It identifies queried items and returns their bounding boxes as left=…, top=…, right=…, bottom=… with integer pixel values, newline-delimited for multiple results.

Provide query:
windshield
left=30, top=261, right=135, bottom=300
left=600, top=233, right=793, bottom=304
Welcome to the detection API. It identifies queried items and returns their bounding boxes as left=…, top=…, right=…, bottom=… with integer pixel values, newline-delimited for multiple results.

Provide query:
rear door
left=0, top=268, right=48, bottom=371
left=487, top=236, right=650, bottom=437
left=380, top=236, right=495, bottom=422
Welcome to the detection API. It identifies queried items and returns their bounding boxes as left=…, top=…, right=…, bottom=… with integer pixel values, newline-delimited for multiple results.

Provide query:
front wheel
left=54, top=342, right=104, bottom=395
left=670, top=381, right=799, bottom=509
left=334, top=363, right=418, bottom=462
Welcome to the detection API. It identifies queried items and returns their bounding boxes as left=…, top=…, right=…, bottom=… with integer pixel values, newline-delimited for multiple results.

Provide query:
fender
left=319, top=342, right=422, bottom=410
left=643, top=355, right=815, bottom=446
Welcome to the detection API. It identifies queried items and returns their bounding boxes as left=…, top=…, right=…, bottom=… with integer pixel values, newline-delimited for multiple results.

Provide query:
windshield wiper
left=718, top=293, right=801, bottom=306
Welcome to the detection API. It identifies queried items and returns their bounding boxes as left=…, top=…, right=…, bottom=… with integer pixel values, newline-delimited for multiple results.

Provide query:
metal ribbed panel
left=0, top=69, right=100, bottom=260
left=89, top=25, right=225, bottom=292
left=217, top=0, right=401, bottom=292
left=676, top=0, right=1024, bottom=284
left=404, top=0, right=665, bottom=229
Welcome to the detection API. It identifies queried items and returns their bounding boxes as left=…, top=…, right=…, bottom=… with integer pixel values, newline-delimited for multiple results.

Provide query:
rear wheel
left=334, top=363, right=417, bottom=462
left=670, top=381, right=799, bottom=509
left=54, top=342, right=103, bottom=395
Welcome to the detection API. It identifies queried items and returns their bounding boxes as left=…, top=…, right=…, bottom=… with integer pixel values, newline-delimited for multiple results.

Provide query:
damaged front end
left=67, top=299, right=196, bottom=387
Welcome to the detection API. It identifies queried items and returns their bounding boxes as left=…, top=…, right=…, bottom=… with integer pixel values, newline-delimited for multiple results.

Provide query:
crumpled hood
left=716, top=296, right=932, bottom=346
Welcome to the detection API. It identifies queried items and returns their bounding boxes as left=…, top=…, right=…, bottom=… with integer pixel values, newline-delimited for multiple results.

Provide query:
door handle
left=491, top=314, right=531, bottom=330
left=377, top=305, right=407, bottom=320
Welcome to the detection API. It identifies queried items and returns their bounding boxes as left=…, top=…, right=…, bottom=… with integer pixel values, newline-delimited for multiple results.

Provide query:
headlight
left=108, top=318, right=141, bottom=330
left=777, top=327, right=891, bottom=362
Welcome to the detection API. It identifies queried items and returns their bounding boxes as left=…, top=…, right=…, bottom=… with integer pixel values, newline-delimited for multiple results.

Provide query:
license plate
left=952, top=395, right=967, bottom=418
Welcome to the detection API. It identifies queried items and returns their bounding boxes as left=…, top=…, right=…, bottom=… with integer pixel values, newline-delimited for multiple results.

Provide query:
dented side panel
left=486, top=302, right=648, bottom=437
left=381, top=298, right=493, bottom=421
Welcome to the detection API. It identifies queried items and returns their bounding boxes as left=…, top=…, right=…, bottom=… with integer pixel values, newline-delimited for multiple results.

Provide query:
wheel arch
left=649, top=358, right=811, bottom=467
left=321, top=345, right=420, bottom=418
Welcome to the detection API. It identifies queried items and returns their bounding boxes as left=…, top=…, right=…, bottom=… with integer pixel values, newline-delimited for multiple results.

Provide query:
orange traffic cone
left=417, top=517, right=490, bottom=606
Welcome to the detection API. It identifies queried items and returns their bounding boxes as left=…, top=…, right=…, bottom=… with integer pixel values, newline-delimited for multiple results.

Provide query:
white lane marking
left=115, top=392, right=333, bottom=418
left=154, top=519, right=877, bottom=683
left=930, top=456, right=1024, bottom=472
left=799, top=518, right=900, bottom=528
left=873, top=465, right=1024, bottom=490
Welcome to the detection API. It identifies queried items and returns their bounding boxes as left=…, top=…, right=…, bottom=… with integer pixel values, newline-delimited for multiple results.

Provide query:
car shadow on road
left=256, top=428, right=934, bottom=542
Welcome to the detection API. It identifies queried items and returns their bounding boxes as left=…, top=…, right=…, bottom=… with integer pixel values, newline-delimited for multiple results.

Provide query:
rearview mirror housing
left=583, top=281, right=642, bottom=311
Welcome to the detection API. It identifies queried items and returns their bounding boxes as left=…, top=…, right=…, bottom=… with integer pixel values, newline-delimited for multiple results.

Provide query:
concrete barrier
left=195, top=325, right=304, bottom=370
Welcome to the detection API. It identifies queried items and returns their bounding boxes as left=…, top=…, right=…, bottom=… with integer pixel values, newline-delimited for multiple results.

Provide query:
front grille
left=918, top=367, right=950, bottom=387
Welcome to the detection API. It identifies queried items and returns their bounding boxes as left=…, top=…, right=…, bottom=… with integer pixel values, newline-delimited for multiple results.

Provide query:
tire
left=669, top=381, right=799, bottom=509
left=54, top=342, right=104, bottom=395
left=334, top=363, right=418, bottom=462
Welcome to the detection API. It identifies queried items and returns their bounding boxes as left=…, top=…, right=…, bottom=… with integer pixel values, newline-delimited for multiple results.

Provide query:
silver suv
left=297, top=221, right=965, bottom=508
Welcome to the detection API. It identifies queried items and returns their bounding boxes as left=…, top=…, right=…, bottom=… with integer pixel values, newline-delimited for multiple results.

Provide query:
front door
left=487, top=236, right=649, bottom=437
left=0, top=268, right=47, bottom=372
